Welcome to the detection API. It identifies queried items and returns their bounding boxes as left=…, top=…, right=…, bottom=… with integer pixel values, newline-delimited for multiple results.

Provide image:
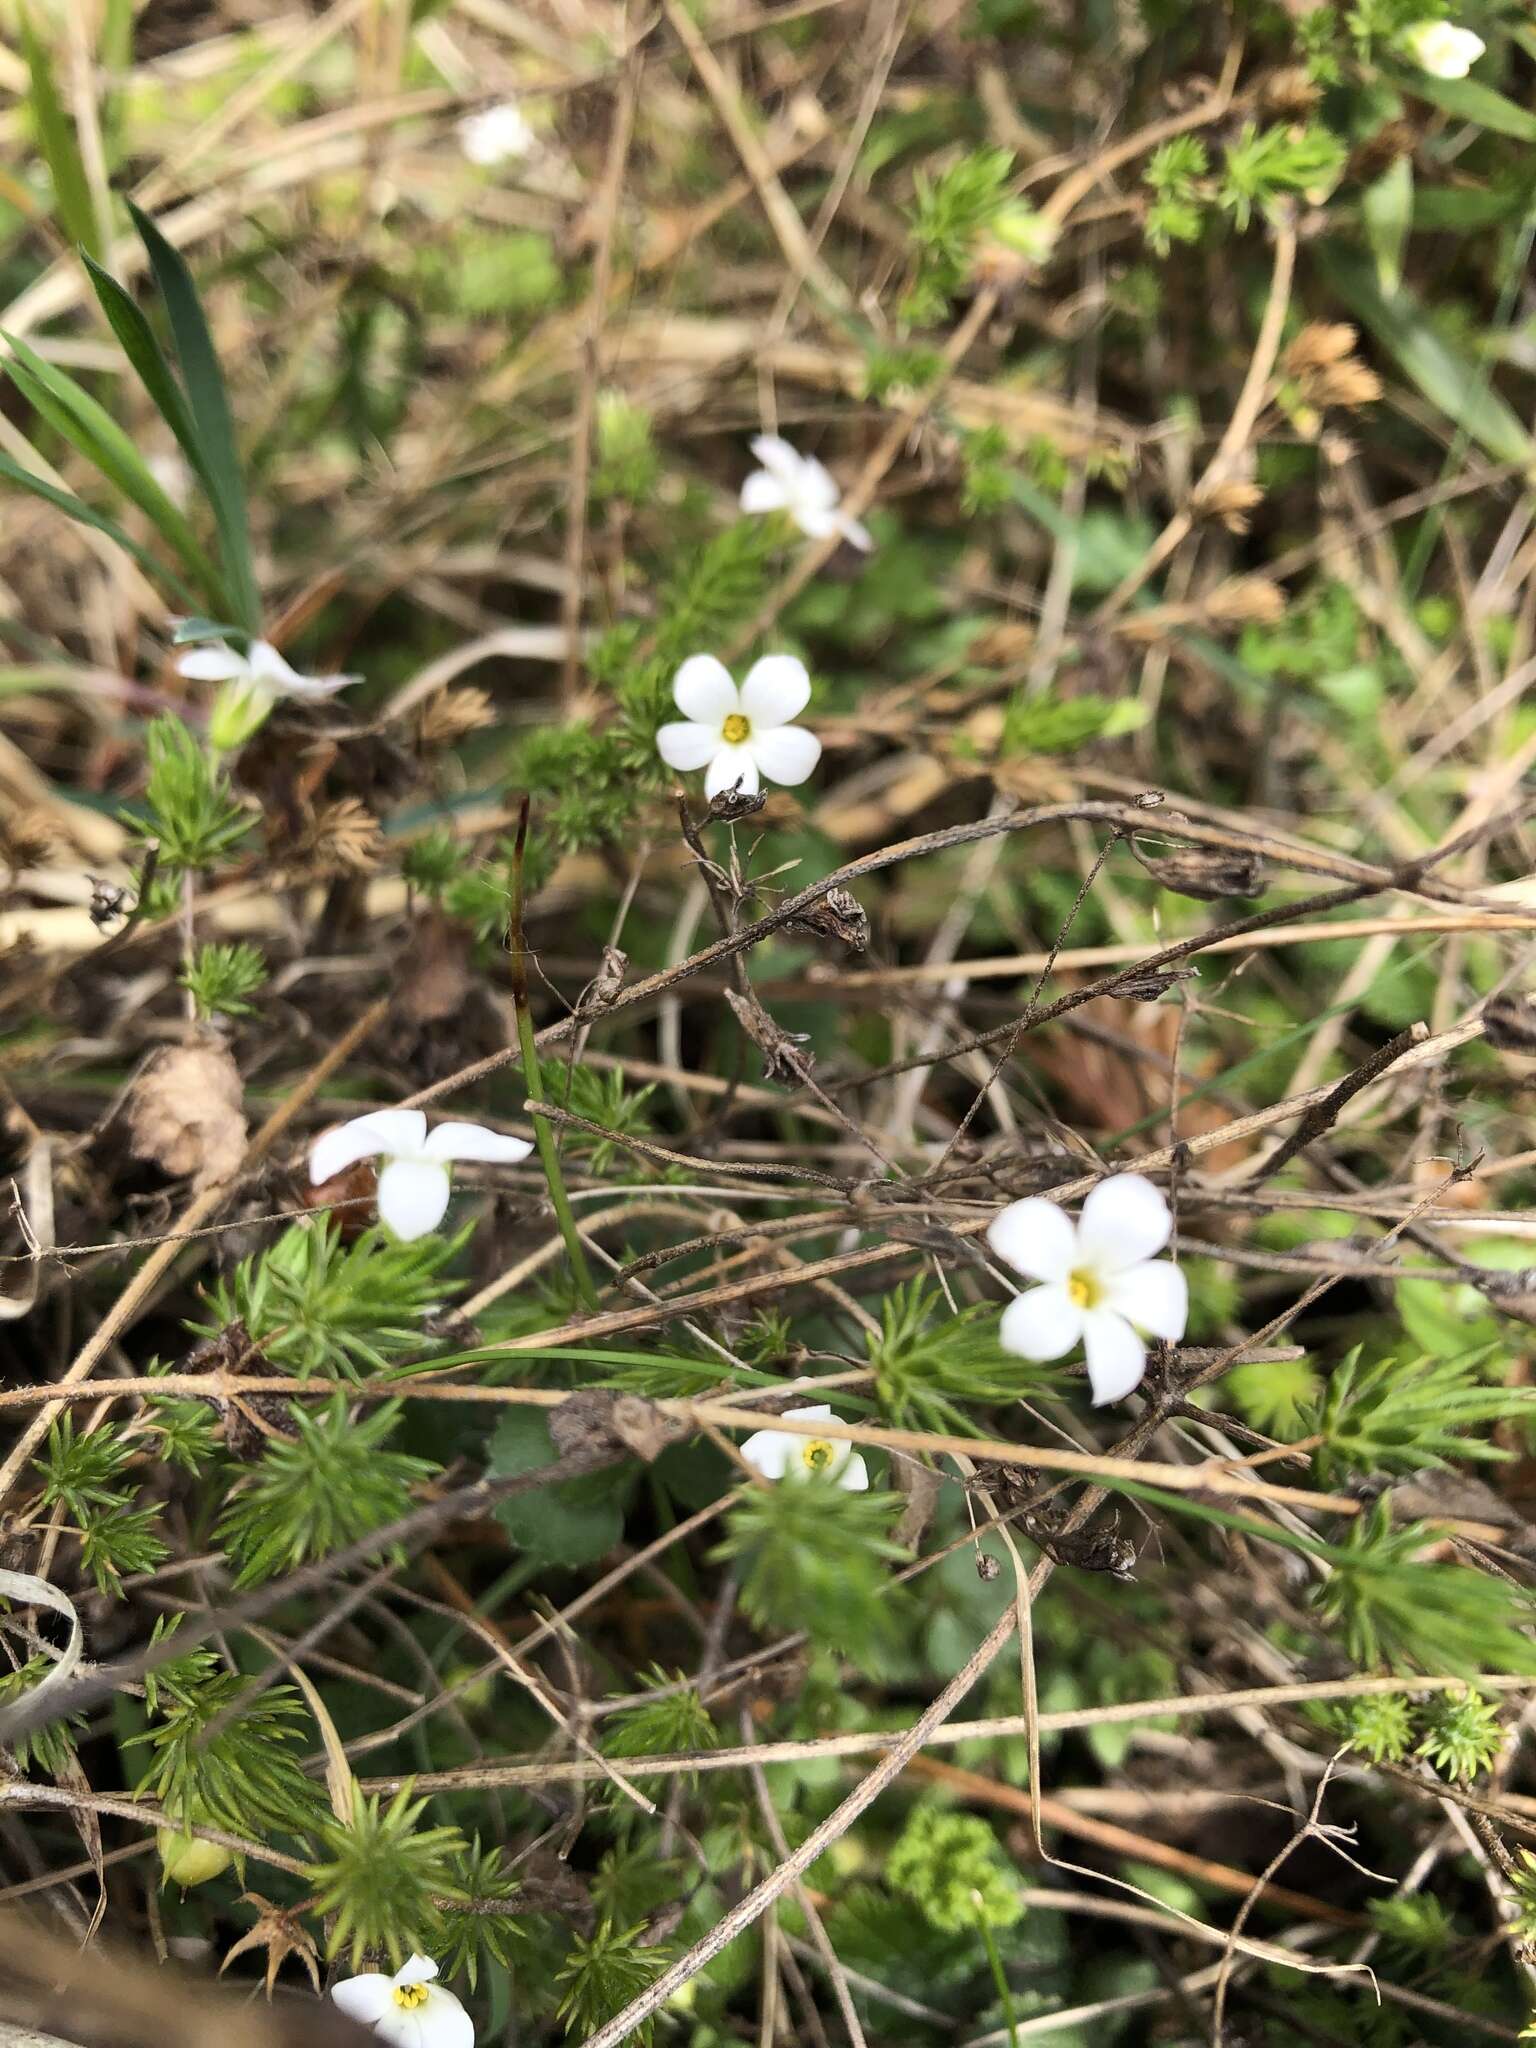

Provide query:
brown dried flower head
left=1204, top=575, right=1286, bottom=626
left=415, top=685, right=496, bottom=750
left=1190, top=477, right=1263, bottom=534
left=1261, top=65, right=1321, bottom=119
left=300, top=797, right=385, bottom=875
left=1283, top=323, right=1381, bottom=410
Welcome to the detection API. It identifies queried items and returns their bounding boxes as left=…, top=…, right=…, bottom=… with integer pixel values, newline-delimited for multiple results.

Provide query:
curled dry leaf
left=126, top=1038, right=246, bottom=1191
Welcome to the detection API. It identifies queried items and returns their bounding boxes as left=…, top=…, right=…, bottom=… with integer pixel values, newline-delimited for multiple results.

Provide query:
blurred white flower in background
left=458, top=101, right=537, bottom=166
left=740, top=434, right=872, bottom=550
left=309, top=1110, right=531, bottom=1241
left=331, top=1953, right=474, bottom=2047
left=655, top=653, right=821, bottom=801
left=177, top=636, right=358, bottom=750
left=1401, top=20, right=1485, bottom=76
left=740, top=1405, right=869, bottom=1490
left=987, top=1173, right=1187, bottom=1405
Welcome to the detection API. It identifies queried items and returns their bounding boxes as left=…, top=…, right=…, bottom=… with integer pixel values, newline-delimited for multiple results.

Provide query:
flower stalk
left=509, top=800, right=599, bottom=1311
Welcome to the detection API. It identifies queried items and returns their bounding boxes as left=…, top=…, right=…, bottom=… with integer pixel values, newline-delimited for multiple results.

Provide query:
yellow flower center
left=1067, top=1269, right=1101, bottom=1310
left=393, top=1983, right=431, bottom=2010
left=721, top=712, right=751, bottom=744
left=800, top=1439, right=836, bottom=1473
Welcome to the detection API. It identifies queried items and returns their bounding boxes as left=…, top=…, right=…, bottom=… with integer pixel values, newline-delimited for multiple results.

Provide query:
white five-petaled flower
left=656, top=653, right=821, bottom=801
left=331, top=1954, right=473, bottom=2048
left=987, top=1173, right=1187, bottom=1406
left=309, top=1110, right=531, bottom=1242
left=740, top=1405, right=869, bottom=1491
left=739, top=435, right=872, bottom=552
left=1401, top=19, right=1485, bottom=77
left=457, top=101, right=537, bottom=167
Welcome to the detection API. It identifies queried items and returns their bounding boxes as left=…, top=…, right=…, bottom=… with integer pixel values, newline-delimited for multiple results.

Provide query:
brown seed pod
left=1133, top=845, right=1266, bottom=900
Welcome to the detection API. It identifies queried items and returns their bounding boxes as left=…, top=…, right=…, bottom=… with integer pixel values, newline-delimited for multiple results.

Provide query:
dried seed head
left=1349, top=120, right=1416, bottom=185
left=785, top=887, right=870, bottom=952
left=1135, top=845, right=1266, bottom=900
left=1190, top=477, right=1264, bottom=533
left=1261, top=64, right=1322, bottom=118
left=1483, top=992, right=1536, bottom=1055
left=1312, top=359, right=1383, bottom=409
left=707, top=785, right=769, bottom=823
left=1282, top=323, right=1358, bottom=377
left=299, top=797, right=385, bottom=875
left=1204, top=575, right=1286, bottom=625
left=1283, top=323, right=1381, bottom=411
left=975, top=1551, right=1001, bottom=1582
left=414, top=685, right=495, bottom=750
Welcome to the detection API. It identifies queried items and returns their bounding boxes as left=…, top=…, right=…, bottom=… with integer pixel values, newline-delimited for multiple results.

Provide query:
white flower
left=655, top=653, right=821, bottom=801
left=176, top=637, right=357, bottom=703
left=740, top=1405, right=869, bottom=1490
left=739, top=435, right=872, bottom=551
left=987, top=1173, right=1187, bottom=1406
left=331, top=1953, right=473, bottom=2048
left=309, top=1110, right=531, bottom=1241
left=1401, top=19, right=1485, bottom=77
left=177, top=637, right=358, bottom=750
left=457, top=101, right=537, bottom=167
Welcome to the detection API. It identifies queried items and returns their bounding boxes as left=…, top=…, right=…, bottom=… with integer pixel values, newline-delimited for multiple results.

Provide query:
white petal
left=740, top=471, right=791, bottom=515
left=372, top=1990, right=474, bottom=2048
left=394, top=1956, right=441, bottom=1987
left=422, top=1121, right=533, bottom=1164
left=986, top=1198, right=1077, bottom=1283
left=788, top=454, right=839, bottom=512
left=310, top=1109, right=428, bottom=1184
left=740, top=1428, right=793, bottom=1479
left=740, top=654, right=810, bottom=727
left=782, top=1405, right=832, bottom=1423
left=840, top=1453, right=870, bottom=1492
left=792, top=503, right=841, bottom=541
left=748, top=725, right=820, bottom=788
left=1082, top=1309, right=1147, bottom=1405
left=656, top=721, right=721, bottom=773
left=331, top=1974, right=394, bottom=2025
left=376, top=1158, right=452, bottom=1240
left=421, top=1986, right=474, bottom=2048
left=749, top=434, right=804, bottom=482
left=704, top=744, right=759, bottom=800
left=837, top=511, right=874, bottom=552
left=672, top=654, right=739, bottom=725
left=999, top=1282, right=1083, bottom=1361
left=176, top=643, right=247, bottom=683
left=1104, top=1258, right=1187, bottom=1342
left=249, top=639, right=358, bottom=700
left=1076, top=1173, right=1171, bottom=1272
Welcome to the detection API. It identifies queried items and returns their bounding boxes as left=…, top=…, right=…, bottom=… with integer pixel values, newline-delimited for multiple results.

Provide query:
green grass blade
left=18, top=7, right=103, bottom=262
left=1315, top=243, right=1535, bottom=468
left=127, top=201, right=260, bottom=632
left=0, top=450, right=197, bottom=607
left=1402, top=70, right=1536, bottom=144
left=1, top=333, right=228, bottom=611
left=83, top=253, right=216, bottom=488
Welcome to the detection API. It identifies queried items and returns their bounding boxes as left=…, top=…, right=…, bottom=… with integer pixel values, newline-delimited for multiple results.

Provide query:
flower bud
left=158, top=1828, right=234, bottom=1888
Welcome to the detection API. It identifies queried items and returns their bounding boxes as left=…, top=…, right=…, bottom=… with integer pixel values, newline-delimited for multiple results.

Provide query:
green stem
left=510, top=801, right=600, bottom=1312
left=977, top=1911, right=1019, bottom=2048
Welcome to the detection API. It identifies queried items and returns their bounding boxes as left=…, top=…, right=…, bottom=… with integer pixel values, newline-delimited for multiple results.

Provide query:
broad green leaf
left=1315, top=244, right=1534, bottom=468
left=0, top=333, right=224, bottom=608
left=1402, top=69, right=1536, bottom=144
left=19, top=7, right=102, bottom=262
left=487, top=1408, right=635, bottom=1569
left=128, top=202, right=259, bottom=632
left=0, top=450, right=196, bottom=605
